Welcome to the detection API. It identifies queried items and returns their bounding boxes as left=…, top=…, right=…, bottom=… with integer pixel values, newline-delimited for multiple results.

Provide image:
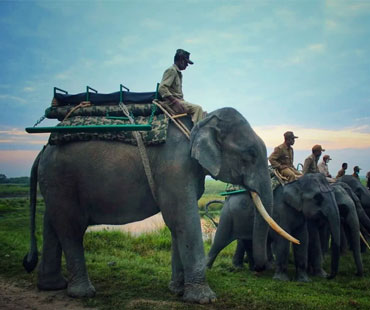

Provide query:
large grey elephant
left=207, top=173, right=341, bottom=282
left=309, top=182, right=364, bottom=276
left=23, top=108, right=294, bottom=303
left=338, top=175, right=370, bottom=218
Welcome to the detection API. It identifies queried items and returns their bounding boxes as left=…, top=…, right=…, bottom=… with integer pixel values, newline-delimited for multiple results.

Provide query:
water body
left=87, top=213, right=216, bottom=241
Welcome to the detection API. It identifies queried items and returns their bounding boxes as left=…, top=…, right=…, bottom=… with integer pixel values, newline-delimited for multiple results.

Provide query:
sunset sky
left=1, top=0, right=369, bottom=177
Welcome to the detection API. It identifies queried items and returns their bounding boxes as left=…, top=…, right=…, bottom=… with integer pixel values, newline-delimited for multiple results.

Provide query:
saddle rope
left=119, top=102, right=158, bottom=203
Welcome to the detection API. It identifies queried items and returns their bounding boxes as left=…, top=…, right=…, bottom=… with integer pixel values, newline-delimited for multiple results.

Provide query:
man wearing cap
left=318, top=154, right=332, bottom=178
left=158, top=49, right=205, bottom=124
left=268, top=131, right=302, bottom=182
left=302, top=145, right=325, bottom=174
left=352, top=166, right=361, bottom=179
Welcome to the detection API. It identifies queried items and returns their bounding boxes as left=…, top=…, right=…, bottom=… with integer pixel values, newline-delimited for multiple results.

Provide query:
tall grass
left=1, top=182, right=370, bottom=310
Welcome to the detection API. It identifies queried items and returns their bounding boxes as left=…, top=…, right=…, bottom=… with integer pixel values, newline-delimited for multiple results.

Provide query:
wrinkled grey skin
left=338, top=175, right=370, bottom=252
left=208, top=174, right=341, bottom=282
left=321, top=181, right=370, bottom=276
left=325, top=182, right=363, bottom=276
left=206, top=194, right=274, bottom=272
left=338, top=175, right=370, bottom=218
left=23, top=108, right=272, bottom=304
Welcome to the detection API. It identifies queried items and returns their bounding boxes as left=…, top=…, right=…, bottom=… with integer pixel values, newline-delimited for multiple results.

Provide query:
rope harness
left=63, top=101, right=92, bottom=122
left=119, top=102, right=158, bottom=203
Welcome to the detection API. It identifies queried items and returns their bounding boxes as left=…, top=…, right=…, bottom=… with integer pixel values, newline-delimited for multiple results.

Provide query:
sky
left=0, top=0, right=370, bottom=177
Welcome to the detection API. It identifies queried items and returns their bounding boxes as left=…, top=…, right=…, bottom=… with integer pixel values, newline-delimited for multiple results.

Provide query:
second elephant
left=207, top=173, right=341, bottom=281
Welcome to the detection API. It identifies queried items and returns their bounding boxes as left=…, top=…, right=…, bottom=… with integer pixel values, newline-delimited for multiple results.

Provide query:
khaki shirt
left=158, top=64, right=183, bottom=100
left=318, top=161, right=330, bottom=177
left=303, top=154, right=319, bottom=174
left=269, top=143, right=295, bottom=171
left=336, top=168, right=346, bottom=179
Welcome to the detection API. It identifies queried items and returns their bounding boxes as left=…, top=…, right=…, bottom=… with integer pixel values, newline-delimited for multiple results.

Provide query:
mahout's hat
left=323, top=155, right=332, bottom=161
left=175, top=49, right=194, bottom=64
left=312, top=144, right=325, bottom=152
left=284, top=131, right=298, bottom=139
left=354, top=166, right=361, bottom=171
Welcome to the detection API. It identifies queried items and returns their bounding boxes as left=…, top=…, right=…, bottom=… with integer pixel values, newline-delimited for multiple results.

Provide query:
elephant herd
left=23, top=108, right=370, bottom=304
left=207, top=174, right=370, bottom=283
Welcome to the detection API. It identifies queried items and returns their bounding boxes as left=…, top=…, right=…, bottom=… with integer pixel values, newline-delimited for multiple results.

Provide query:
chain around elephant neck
left=119, top=102, right=158, bottom=203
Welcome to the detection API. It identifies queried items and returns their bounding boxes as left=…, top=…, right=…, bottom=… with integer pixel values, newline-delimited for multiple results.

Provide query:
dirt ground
left=0, top=277, right=95, bottom=310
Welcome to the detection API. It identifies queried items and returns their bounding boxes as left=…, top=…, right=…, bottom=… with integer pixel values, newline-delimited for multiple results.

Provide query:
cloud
left=254, top=125, right=370, bottom=150
left=0, top=129, right=48, bottom=147
left=23, top=86, right=35, bottom=92
left=0, top=94, right=27, bottom=105
left=282, top=43, right=326, bottom=66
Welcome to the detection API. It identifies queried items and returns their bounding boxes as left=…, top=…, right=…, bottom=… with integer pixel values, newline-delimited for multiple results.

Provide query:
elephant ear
left=190, top=114, right=222, bottom=177
left=283, top=181, right=302, bottom=212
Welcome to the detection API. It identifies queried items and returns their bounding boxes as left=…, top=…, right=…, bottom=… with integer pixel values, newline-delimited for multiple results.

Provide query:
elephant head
left=282, top=173, right=341, bottom=278
left=339, top=175, right=370, bottom=218
left=191, top=108, right=298, bottom=269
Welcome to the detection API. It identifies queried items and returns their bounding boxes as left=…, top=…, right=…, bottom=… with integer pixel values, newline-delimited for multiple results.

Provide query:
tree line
left=0, top=174, right=30, bottom=184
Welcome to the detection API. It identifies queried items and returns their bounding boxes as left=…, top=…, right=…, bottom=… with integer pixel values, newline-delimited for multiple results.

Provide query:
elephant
left=23, top=107, right=296, bottom=303
left=338, top=175, right=370, bottom=217
left=207, top=173, right=341, bottom=282
left=317, top=182, right=364, bottom=276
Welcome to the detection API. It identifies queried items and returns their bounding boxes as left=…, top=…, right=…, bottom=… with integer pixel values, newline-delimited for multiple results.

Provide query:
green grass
left=1, top=181, right=370, bottom=309
left=0, top=183, right=30, bottom=197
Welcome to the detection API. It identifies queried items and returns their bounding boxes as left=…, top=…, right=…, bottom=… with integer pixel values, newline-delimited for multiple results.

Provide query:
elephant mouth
left=250, top=191, right=300, bottom=245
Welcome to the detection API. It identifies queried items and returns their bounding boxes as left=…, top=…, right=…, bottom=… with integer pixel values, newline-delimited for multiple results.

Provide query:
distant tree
left=8, top=176, right=30, bottom=185
left=0, top=174, right=7, bottom=183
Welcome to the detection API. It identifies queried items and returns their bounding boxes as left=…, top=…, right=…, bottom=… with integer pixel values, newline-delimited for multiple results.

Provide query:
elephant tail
left=204, top=200, right=224, bottom=228
left=23, top=147, right=44, bottom=273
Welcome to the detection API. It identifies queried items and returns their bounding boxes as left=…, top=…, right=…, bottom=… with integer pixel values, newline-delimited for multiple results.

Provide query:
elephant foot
left=67, top=279, right=96, bottom=298
left=296, top=272, right=311, bottom=282
left=311, top=268, right=328, bottom=278
left=168, top=280, right=184, bottom=296
left=37, top=274, right=68, bottom=291
left=273, top=272, right=290, bottom=281
left=265, top=260, right=275, bottom=271
left=355, top=270, right=364, bottom=277
left=232, top=256, right=245, bottom=269
left=183, top=283, right=217, bottom=304
left=232, top=261, right=244, bottom=269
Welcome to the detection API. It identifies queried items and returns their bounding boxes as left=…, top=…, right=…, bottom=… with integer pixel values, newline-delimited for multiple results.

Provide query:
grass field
left=1, top=181, right=370, bottom=310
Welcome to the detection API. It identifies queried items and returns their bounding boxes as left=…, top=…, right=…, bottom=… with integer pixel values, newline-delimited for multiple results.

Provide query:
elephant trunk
left=251, top=192, right=300, bottom=245
left=325, top=194, right=341, bottom=279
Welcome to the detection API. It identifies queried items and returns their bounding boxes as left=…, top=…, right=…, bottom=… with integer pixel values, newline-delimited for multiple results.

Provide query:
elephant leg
left=273, top=238, right=290, bottom=281
left=168, top=233, right=185, bottom=296
left=319, top=225, right=330, bottom=257
left=206, top=210, right=234, bottom=269
left=294, top=226, right=311, bottom=282
left=340, top=224, right=348, bottom=254
left=162, top=197, right=216, bottom=304
left=242, top=240, right=255, bottom=271
left=37, top=215, right=67, bottom=291
left=344, top=217, right=363, bottom=276
left=307, top=224, right=326, bottom=278
left=50, top=200, right=95, bottom=298
left=232, top=239, right=246, bottom=268
left=266, top=237, right=275, bottom=270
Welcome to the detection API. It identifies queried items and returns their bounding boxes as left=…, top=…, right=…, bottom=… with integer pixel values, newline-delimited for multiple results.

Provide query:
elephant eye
left=314, top=193, right=324, bottom=205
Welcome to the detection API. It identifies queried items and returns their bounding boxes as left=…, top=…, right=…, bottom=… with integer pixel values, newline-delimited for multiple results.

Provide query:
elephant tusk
left=250, top=191, right=300, bottom=245
left=360, top=232, right=370, bottom=251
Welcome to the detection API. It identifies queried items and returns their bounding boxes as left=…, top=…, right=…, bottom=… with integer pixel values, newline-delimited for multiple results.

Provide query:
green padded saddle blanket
left=48, top=114, right=169, bottom=146
left=45, top=103, right=160, bottom=120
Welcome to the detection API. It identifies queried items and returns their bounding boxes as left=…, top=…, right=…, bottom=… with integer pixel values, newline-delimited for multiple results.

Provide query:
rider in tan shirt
left=158, top=49, right=204, bottom=124
left=269, top=131, right=302, bottom=182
